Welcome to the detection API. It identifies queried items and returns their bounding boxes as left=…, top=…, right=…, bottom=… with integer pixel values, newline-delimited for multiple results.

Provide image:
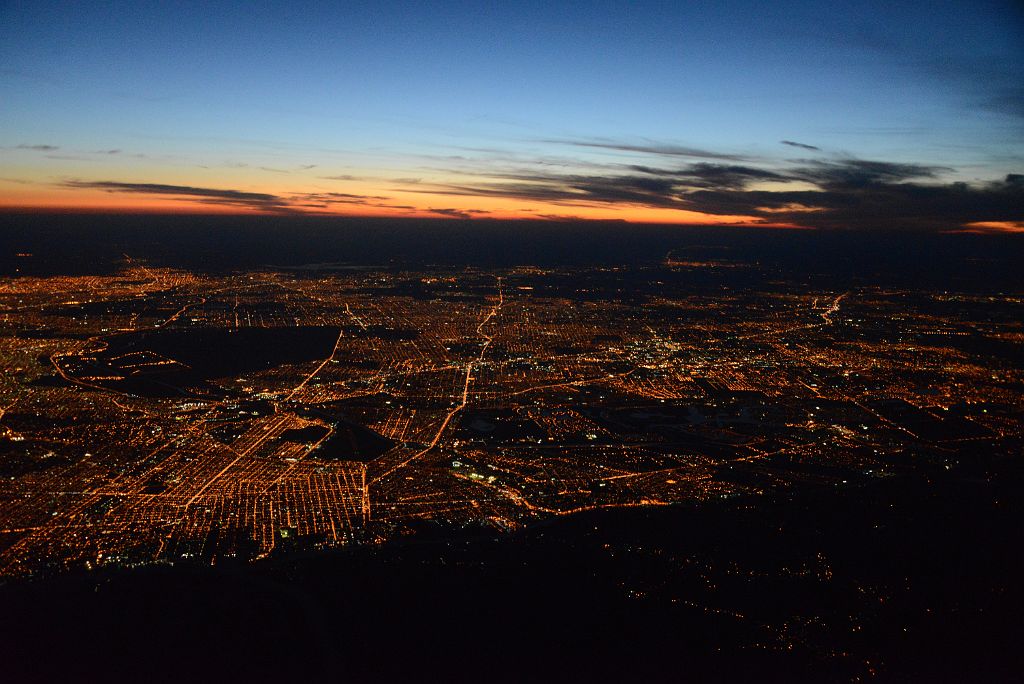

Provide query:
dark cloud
left=399, top=161, right=791, bottom=209
left=395, top=157, right=1022, bottom=231
left=534, top=213, right=587, bottom=221
left=62, top=179, right=440, bottom=216
left=626, top=165, right=677, bottom=176
left=543, top=138, right=747, bottom=161
left=625, top=163, right=786, bottom=188
left=326, top=191, right=389, bottom=200
left=290, top=192, right=420, bottom=216
left=62, top=180, right=296, bottom=213
left=55, top=156, right=1023, bottom=230
left=428, top=208, right=475, bottom=219
left=781, top=140, right=820, bottom=151
left=682, top=173, right=1024, bottom=231
left=400, top=179, right=657, bottom=208
left=288, top=192, right=395, bottom=210
left=791, top=159, right=947, bottom=187
left=16, top=144, right=58, bottom=151
left=320, top=174, right=360, bottom=181
left=680, top=163, right=789, bottom=189
left=292, top=192, right=390, bottom=204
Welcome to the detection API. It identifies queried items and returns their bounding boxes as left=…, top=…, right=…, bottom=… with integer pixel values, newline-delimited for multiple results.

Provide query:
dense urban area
left=0, top=221, right=1021, bottom=681
left=2, top=250, right=1019, bottom=573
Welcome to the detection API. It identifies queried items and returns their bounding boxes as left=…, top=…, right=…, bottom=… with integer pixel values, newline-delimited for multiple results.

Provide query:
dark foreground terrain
left=2, top=457, right=1021, bottom=683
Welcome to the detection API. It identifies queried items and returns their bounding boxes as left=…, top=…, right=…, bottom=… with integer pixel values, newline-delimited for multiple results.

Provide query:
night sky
left=1, top=1, right=1022, bottom=230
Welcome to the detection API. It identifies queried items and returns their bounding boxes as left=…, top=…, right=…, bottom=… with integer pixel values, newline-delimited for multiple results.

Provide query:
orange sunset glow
left=0, top=174, right=776, bottom=225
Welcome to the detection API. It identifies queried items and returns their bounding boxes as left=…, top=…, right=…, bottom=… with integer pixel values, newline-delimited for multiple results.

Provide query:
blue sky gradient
left=2, top=1, right=1022, bottom=228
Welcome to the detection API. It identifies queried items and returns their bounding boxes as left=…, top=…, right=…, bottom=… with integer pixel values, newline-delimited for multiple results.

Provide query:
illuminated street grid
left=0, top=260, right=1020, bottom=575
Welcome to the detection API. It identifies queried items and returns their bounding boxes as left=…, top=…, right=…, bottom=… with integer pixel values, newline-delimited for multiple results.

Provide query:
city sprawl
left=0, top=255, right=1021, bottom=576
